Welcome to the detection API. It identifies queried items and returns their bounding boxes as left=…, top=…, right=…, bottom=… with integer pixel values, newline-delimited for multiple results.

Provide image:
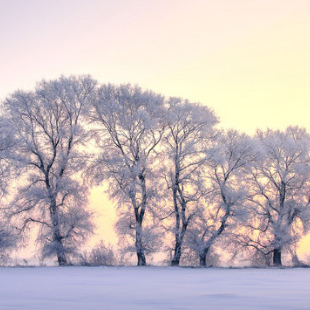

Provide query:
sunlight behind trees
left=1, top=0, right=310, bottom=266
left=0, top=76, right=309, bottom=267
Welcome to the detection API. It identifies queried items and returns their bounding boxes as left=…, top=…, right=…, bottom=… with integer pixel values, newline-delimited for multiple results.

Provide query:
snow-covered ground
left=0, top=266, right=309, bottom=310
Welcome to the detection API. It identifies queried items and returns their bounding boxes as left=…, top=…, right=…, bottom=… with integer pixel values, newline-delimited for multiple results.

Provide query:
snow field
left=0, top=267, right=309, bottom=310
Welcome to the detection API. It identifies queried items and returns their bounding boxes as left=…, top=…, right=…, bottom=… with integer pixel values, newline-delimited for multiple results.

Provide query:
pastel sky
left=1, top=0, right=310, bottom=259
left=1, top=0, right=310, bottom=134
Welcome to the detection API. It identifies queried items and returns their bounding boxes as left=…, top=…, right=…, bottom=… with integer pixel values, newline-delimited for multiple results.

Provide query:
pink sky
left=1, top=0, right=310, bottom=134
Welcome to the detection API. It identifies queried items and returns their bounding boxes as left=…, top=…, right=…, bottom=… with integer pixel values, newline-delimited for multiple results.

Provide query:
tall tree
left=4, top=76, right=96, bottom=265
left=161, top=98, right=217, bottom=266
left=90, top=84, right=165, bottom=266
left=243, top=127, right=310, bottom=266
left=185, top=130, right=257, bottom=267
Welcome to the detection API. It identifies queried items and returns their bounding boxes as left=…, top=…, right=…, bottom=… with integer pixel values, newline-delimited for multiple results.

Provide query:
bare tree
left=244, top=127, right=310, bottom=266
left=4, top=76, right=96, bottom=266
left=161, top=98, right=218, bottom=266
left=90, top=84, right=165, bottom=266
left=186, top=130, right=257, bottom=267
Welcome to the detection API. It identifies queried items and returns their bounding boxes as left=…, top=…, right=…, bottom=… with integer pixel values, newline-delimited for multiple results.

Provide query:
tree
left=90, top=84, right=165, bottom=266
left=244, top=127, right=310, bottom=266
left=4, top=76, right=96, bottom=266
left=0, top=117, right=19, bottom=261
left=161, top=98, right=217, bottom=266
left=0, top=117, right=16, bottom=194
left=185, top=130, right=257, bottom=267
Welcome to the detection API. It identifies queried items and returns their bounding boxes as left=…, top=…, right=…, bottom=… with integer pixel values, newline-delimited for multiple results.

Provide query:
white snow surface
left=0, top=266, right=309, bottom=309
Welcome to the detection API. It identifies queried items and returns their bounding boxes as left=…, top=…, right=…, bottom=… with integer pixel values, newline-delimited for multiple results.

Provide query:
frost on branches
left=90, top=84, right=165, bottom=266
left=243, top=127, right=310, bottom=266
left=0, top=117, right=19, bottom=261
left=1, top=75, right=310, bottom=267
left=4, top=76, right=96, bottom=266
left=160, top=98, right=218, bottom=266
left=185, top=130, right=258, bottom=266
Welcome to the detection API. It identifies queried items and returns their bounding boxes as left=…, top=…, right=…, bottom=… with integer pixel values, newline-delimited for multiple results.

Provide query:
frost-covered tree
left=186, top=130, right=257, bottom=267
left=90, top=84, right=165, bottom=266
left=244, top=127, right=310, bottom=266
left=4, top=76, right=96, bottom=266
left=0, top=117, right=16, bottom=194
left=161, top=98, right=217, bottom=266
left=0, top=117, right=19, bottom=261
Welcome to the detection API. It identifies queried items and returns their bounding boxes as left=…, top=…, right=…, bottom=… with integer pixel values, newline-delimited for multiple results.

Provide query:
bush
left=79, top=241, right=116, bottom=266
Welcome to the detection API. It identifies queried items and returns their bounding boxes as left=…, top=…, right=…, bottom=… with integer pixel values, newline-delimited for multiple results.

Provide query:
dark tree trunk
left=171, top=240, right=181, bottom=266
left=171, top=227, right=187, bottom=266
left=53, top=227, right=68, bottom=266
left=199, top=255, right=206, bottom=267
left=53, top=229, right=67, bottom=266
left=171, top=183, right=188, bottom=266
left=171, top=180, right=182, bottom=266
left=132, top=174, right=147, bottom=266
left=137, top=251, right=146, bottom=266
left=273, top=248, right=282, bottom=266
left=56, top=245, right=67, bottom=266
left=171, top=258, right=180, bottom=266
left=199, top=247, right=210, bottom=267
left=50, top=199, right=67, bottom=266
left=135, top=221, right=146, bottom=266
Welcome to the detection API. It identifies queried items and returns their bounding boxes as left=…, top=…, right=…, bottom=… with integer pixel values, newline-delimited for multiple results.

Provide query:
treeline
left=0, top=75, right=309, bottom=267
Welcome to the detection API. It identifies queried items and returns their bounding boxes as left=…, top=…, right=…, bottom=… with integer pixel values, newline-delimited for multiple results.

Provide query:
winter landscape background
left=1, top=0, right=310, bottom=309
left=1, top=0, right=310, bottom=267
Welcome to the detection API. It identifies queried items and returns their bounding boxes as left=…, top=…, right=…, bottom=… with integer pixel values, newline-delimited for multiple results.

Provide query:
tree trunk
left=199, top=247, right=209, bottom=267
left=135, top=222, right=146, bottom=266
left=273, top=248, right=282, bottom=266
left=171, top=182, right=188, bottom=266
left=137, top=251, right=146, bottom=266
left=171, top=240, right=181, bottom=266
left=55, top=238, right=67, bottom=266
left=199, top=255, right=206, bottom=267
left=50, top=200, right=67, bottom=266
left=171, top=227, right=187, bottom=266
left=52, top=226, right=67, bottom=266
left=171, top=176, right=182, bottom=266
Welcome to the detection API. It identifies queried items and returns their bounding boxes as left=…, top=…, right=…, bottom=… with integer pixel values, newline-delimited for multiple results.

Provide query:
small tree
left=4, top=76, right=96, bottom=265
left=90, top=84, right=165, bottom=266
